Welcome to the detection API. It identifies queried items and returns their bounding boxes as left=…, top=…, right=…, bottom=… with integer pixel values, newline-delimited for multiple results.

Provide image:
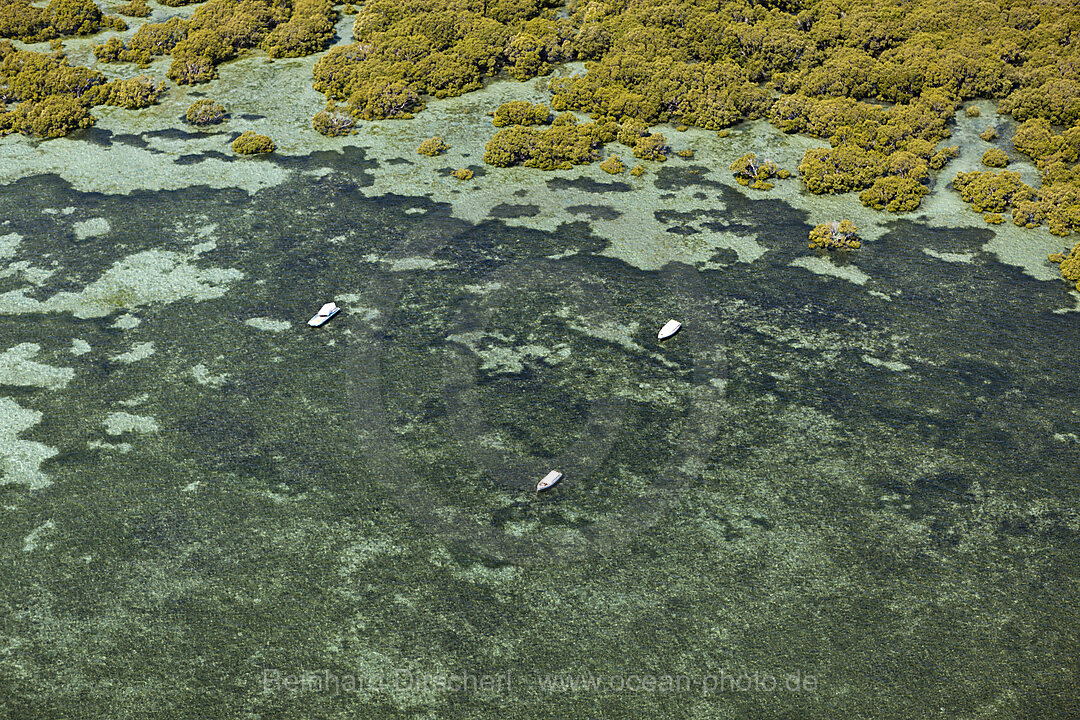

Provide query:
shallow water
left=1, top=143, right=1078, bottom=718
left=1, top=37, right=1079, bottom=712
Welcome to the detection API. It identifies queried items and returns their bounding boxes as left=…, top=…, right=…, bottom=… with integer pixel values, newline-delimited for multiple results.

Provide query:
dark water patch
left=912, top=222, right=985, bottom=255
left=0, top=385, right=40, bottom=399
left=144, top=128, right=205, bottom=142
left=262, top=146, right=378, bottom=182
left=447, top=545, right=516, bottom=571
left=385, top=157, right=412, bottom=165
left=567, top=204, right=620, bottom=220
left=546, top=176, right=632, bottom=193
left=652, top=164, right=724, bottom=191
left=746, top=515, right=773, bottom=531
left=666, top=225, right=698, bottom=235
left=175, top=119, right=229, bottom=133
left=513, top=189, right=528, bottom=197
left=115, top=134, right=155, bottom=150
left=699, top=219, right=755, bottom=236
left=947, top=358, right=1012, bottom=396
left=238, top=113, right=265, bottom=121
left=655, top=208, right=720, bottom=227
left=914, top=472, right=974, bottom=502
left=79, top=127, right=115, bottom=147
left=489, top=203, right=540, bottom=219
left=705, top=247, right=738, bottom=265
left=175, top=150, right=235, bottom=165
left=93, top=131, right=152, bottom=150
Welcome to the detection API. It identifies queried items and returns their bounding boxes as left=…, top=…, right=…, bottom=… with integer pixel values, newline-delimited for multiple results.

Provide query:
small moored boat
left=537, top=470, right=563, bottom=492
left=308, top=302, right=340, bottom=327
left=658, top=319, right=681, bottom=340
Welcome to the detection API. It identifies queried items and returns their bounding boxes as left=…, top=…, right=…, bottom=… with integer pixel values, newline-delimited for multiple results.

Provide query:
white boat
left=308, top=302, right=340, bottom=327
left=537, top=470, right=563, bottom=492
left=658, top=319, right=681, bottom=340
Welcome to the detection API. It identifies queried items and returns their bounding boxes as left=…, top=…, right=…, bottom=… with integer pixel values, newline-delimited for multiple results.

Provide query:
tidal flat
left=1, top=29, right=1079, bottom=720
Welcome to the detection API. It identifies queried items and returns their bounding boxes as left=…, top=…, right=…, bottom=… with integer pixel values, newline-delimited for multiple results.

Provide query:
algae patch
left=861, top=355, right=912, bottom=372
left=111, top=342, right=155, bottom=364
left=191, top=363, right=228, bottom=387
left=446, top=331, right=571, bottom=374
left=22, top=520, right=55, bottom=553
left=111, top=314, right=141, bottom=329
left=245, top=317, right=292, bottom=332
left=789, top=256, right=870, bottom=285
left=0, top=250, right=243, bottom=318
left=388, top=257, right=450, bottom=272
left=103, top=412, right=160, bottom=435
left=73, top=218, right=110, bottom=239
left=0, top=398, right=57, bottom=491
left=0, top=233, right=22, bottom=258
left=923, top=248, right=975, bottom=264
left=87, top=440, right=132, bottom=453
left=0, top=344, right=75, bottom=390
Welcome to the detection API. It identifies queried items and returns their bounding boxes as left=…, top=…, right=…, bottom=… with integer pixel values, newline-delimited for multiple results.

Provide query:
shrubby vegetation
left=982, top=147, right=1009, bottom=168
left=116, top=0, right=150, bottom=18
left=312, top=0, right=575, bottom=125
left=93, top=16, right=187, bottom=64
left=1049, top=243, right=1080, bottom=291
left=0, top=41, right=163, bottom=138
left=858, top=176, right=927, bottom=212
left=954, top=169, right=1080, bottom=237
left=88, top=74, right=164, bottom=108
left=492, top=100, right=549, bottom=127
left=0, top=0, right=126, bottom=42
left=93, top=0, right=336, bottom=84
left=632, top=132, right=667, bottom=161
left=809, top=220, right=861, bottom=251
left=263, top=0, right=335, bottom=58
left=599, top=155, right=623, bottom=174
left=364, top=0, right=1080, bottom=227
left=483, top=114, right=604, bottom=169
left=953, top=171, right=1031, bottom=213
left=4, top=94, right=91, bottom=137
left=777, top=92, right=957, bottom=210
left=186, top=98, right=226, bottom=125
left=312, top=104, right=356, bottom=136
left=450, top=167, right=473, bottom=180
left=550, top=56, right=770, bottom=131
left=629, top=164, right=644, bottom=177
left=730, top=152, right=789, bottom=190
left=417, top=136, right=449, bottom=156
left=980, top=126, right=998, bottom=142
left=232, top=130, right=274, bottom=154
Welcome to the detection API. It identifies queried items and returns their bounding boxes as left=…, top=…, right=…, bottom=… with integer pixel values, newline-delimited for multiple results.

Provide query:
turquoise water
left=0, top=148, right=1078, bottom=718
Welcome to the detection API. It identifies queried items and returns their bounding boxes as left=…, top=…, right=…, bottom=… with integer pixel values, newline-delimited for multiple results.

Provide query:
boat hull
left=658, top=320, right=681, bottom=340
left=537, top=470, right=563, bottom=492
left=308, top=305, right=340, bottom=327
